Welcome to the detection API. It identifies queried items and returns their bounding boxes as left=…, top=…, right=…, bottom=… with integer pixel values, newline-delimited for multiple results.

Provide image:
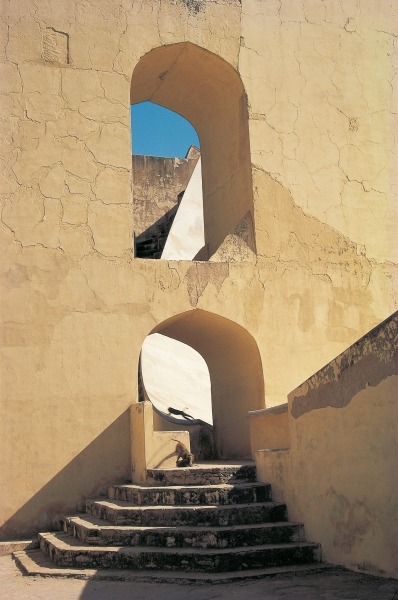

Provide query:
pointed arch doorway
left=144, top=310, right=264, bottom=459
left=131, top=42, right=255, bottom=261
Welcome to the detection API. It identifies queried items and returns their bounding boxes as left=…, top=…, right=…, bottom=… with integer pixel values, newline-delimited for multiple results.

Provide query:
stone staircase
left=14, top=463, right=323, bottom=583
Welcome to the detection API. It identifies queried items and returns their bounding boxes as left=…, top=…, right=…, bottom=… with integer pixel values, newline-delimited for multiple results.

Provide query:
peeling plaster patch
left=348, top=118, right=358, bottom=132
left=156, top=264, right=181, bottom=293
left=210, top=212, right=256, bottom=263
left=290, top=312, right=398, bottom=418
left=251, top=165, right=378, bottom=294
left=185, top=262, right=229, bottom=307
left=180, top=0, right=205, bottom=15
left=42, top=28, right=70, bottom=65
left=327, top=488, right=372, bottom=552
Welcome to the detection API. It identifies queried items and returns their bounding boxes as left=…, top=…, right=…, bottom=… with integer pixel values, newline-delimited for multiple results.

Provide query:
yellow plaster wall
left=258, top=387, right=398, bottom=579
left=241, top=0, right=398, bottom=264
left=1, top=0, right=397, bottom=539
left=256, top=313, right=398, bottom=578
left=249, top=405, right=290, bottom=456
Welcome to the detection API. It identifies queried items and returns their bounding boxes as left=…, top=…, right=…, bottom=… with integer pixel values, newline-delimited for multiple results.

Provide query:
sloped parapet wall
left=290, top=312, right=398, bottom=418
left=256, top=311, right=398, bottom=579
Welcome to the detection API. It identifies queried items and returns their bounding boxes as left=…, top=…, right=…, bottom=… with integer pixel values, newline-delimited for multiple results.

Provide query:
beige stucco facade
left=1, top=0, right=397, bottom=577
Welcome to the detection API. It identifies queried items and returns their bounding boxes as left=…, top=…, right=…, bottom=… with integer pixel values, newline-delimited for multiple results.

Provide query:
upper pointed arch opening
left=131, top=42, right=256, bottom=261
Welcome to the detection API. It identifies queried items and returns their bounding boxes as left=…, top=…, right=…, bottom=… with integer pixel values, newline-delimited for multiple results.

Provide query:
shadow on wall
left=135, top=204, right=180, bottom=259
left=0, top=410, right=131, bottom=541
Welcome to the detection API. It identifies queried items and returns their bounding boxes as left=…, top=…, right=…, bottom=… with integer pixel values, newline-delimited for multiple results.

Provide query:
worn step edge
left=40, top=531, right=320, bottom=557
left=87, top=499, right=284, bottom=513
left=109, top=480, right=271, bottom=492
left=109, top=481, right=271, bottom=496
left=145, top=465, right=256, bottom=486
left=66, top=514, right=303, bottom=534
left=64, top=515, right=305, bottom=546
left=86, top=499, right=287, bottom=526
left=147, top=463, right=255, bottom=472
left=108, top=483, right=271, bottom=504
left=109, top=482, right=269, bottom=492
left=14, top=549, right=335, bottom=583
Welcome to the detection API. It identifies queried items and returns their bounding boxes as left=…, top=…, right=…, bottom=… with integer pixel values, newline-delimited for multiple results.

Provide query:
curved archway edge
left=150, top=309, right=264, bottom=459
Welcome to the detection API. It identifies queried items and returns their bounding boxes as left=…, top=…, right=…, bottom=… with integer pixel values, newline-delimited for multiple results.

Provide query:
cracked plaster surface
left=1, top=0, right=397, bottom=406
left=1, top=0, right=133, bottom=264
left=1, top=0, right=397, bottom=390
left=240, top=0, right=398, bottom=263
left=1, top=0, right=398, bottom=542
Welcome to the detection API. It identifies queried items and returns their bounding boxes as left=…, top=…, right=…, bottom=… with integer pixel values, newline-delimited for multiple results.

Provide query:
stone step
left=64, top=515, right=304, bottom=548
left=107, top=481, right=272, bottom=505
left=14, top=548, right=334, bottom=583
left=39, top=532, right=321, bottom=572
left=145, top=463, right=256, bottom=486
left=86, top=499, right=287, bottom=527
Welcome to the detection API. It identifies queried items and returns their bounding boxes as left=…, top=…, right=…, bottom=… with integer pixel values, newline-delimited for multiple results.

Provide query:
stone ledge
left=13, top=549, right=336, bottom=584
left=0, top=539, right=38, bottom=557
left=248, top=404, right=288, bottom=417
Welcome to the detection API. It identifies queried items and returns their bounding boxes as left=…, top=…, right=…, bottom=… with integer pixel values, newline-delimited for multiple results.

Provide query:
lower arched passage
left=149, top=309, right=264, bottom=459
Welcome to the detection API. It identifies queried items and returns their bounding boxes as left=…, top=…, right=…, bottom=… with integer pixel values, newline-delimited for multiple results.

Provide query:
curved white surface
left=141, top=333, right=213, bottom=425
left=161, top=158, right=204, bottom=260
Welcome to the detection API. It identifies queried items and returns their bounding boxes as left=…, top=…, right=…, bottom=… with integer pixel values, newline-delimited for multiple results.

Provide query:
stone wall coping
left=289, top=310, right=398, bottom=418
left=248, top=403, right=288, bottom=418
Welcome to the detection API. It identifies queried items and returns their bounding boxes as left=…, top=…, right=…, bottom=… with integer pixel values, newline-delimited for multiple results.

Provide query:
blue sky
left=131, top=101, right=200, bottom=158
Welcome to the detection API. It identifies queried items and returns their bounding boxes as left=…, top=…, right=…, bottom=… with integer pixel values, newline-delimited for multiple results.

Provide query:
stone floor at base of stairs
left=2, top=554, right=397, bottom=600
left=14, top=548, right=333, bottom=584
